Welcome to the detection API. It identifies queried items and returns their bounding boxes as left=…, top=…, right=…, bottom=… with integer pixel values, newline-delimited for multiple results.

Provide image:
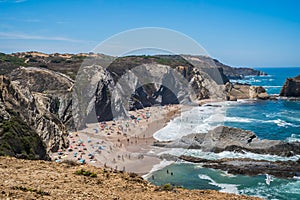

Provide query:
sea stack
left=280, top=74, right=300, bottom=97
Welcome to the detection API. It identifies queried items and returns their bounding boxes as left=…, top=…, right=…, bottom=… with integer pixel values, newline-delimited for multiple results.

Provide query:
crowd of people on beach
left=51, top=105, right=180, bottom=173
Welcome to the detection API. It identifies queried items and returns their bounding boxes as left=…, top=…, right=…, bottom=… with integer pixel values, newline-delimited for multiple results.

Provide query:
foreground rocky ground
left=0, top=157, right=260, bottom=200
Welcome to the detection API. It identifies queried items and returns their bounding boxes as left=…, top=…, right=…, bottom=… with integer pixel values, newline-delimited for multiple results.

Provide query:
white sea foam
left=220, top=171, right=237, bottom=178
left=263, top=85, right=281, bottom=88
left=224, top=115, right=299, bottom=128
left=286, top=134, right=300, bottom=142
left=142, top=159, right=174, bottom=179
left=266, top=119, right=300, bottom=127
left=224, top=117, right=255, bottom=123
left=224, top=113, right=299, bottom=128
left=161, top=148, right=300, bottom=162
left=240, top=179, right=300, bottom=199
left=198, top=174, right=239, bottom=194
left=154, top=102, right=228, bottom=141
left=286, top=116, right=300, bottom=122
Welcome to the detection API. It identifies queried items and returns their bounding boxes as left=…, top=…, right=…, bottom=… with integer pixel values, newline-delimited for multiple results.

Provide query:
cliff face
left=226, top=83, right=269, bottom=100
left=0, top=52, right=268, bottom=157
left=192, top=56, right=267, bottom=79
left=279, top=74, right=300, bottom=97
left=8, top=67, right=74, bottom=129
left=0, top=67, right=73, bottom=155
left=73, top=55, right=228, bottom=128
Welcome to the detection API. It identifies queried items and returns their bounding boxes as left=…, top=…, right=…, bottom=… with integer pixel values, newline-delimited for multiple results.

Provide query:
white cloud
left=0, top=32, right=93, bottom=43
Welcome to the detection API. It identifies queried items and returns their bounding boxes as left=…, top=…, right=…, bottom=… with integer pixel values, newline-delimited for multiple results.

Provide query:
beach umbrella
left=79, top=159, right=85, bottom=164
left=98, top=146, right=104, bottom=150
left=93, top=128, right=98, bottom=133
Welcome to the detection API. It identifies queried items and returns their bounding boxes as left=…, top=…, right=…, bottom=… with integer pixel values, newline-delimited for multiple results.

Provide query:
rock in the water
left=226, top=83, right=269, bottom=100
left=280, top=74, right=300, bottom=97
left=179, top=156, right=300, bottom=178
left=156, top=126, right=300, bottom=157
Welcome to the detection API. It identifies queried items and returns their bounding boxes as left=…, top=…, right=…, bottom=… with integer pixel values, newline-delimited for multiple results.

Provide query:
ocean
left=148, top=67, right=300, bottom=200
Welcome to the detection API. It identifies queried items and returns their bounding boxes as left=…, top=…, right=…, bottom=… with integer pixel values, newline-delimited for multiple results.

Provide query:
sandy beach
left=51, top=105, right=183, bottom=175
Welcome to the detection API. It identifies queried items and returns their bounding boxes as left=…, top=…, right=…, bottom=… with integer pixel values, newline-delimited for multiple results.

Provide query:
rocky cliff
left=226, top=83, right=269, bottom=100
left=193, top=56, right=267, bottom=79
left=73, top=55, right=229, bottom=128
left=0, top=52, right=268, bottom=158
left=0, top=67, right=72, bottom=156
left=279, top=74, right=300, bottom=97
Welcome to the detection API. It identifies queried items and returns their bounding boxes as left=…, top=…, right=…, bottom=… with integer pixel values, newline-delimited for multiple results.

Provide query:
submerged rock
left=179, top=156, right=300, bottom=178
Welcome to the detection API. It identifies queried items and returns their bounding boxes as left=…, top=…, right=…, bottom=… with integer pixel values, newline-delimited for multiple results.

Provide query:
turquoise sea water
left=148, top=67, right=300, bottom=200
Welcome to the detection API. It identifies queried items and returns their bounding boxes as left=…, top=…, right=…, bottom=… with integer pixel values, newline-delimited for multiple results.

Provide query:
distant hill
left=0, top=52, right=266, bottom=81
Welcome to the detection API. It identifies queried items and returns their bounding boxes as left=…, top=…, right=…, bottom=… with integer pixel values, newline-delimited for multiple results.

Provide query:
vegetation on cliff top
left=0, top=53, right=27, bottom=75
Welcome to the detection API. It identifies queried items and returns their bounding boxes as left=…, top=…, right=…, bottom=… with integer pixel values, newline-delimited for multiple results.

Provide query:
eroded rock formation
left=280, top=74, right=300, bottom=97
left=0, top=67, right=72, bottom=155
left=155, top=126, right=300, bottom=157
left=226, top=83, right=269, bottom=100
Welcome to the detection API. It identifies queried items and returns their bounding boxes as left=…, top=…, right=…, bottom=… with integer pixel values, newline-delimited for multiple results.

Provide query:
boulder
left=227, top=84, right=269, bottom=100
left=280, top=74, right=300, bottom=97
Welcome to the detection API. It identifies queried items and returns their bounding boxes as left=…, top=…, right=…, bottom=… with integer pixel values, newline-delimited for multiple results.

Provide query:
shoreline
left=51, top=97, right=298, bottom=176
left=51, top=104, right=185, bottom=176
left=50, top=98, right=230, bottom=176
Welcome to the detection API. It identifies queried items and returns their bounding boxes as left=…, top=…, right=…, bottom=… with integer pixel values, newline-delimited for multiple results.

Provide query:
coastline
left=51, top=104, right=184, bottom=175
left=51, top=98, right=228, bottom=176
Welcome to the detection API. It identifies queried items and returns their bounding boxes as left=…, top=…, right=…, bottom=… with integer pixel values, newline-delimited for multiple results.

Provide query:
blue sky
left=0, top=0, right=299, bottom=67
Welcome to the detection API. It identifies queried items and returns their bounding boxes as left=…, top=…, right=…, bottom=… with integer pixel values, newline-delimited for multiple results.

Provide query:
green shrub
left=155, top=183, right=175, bottom=192
left=12, top=186, right=50, bottom=196
left=0, top=116, right=48, bottom=160
left=162, top=183, right=172, bottom=191
left=75, top=169, right=97, bottom=178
